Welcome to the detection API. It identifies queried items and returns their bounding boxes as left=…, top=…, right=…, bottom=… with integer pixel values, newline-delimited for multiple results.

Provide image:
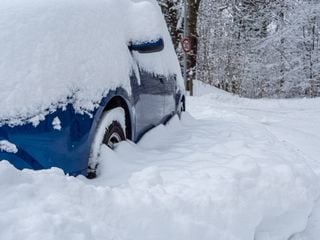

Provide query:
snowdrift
left=1, top=86, right=320, bottom=239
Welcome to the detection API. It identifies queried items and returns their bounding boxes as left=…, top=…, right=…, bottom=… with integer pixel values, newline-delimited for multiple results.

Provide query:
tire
left=178, top=99, right=185, bottom=119
left=102, top=121, right=126, bottom=149
left=87, top=107, right=126, bottom=179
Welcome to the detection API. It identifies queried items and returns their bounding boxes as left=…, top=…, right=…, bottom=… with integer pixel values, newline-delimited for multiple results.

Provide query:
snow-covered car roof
left=0, top=0, right=183, bottom=126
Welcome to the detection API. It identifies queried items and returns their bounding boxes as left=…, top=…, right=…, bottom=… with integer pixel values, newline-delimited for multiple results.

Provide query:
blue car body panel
left=0, top=70, right=184, bottom=176
left=0, top=105, right=93, bottom=175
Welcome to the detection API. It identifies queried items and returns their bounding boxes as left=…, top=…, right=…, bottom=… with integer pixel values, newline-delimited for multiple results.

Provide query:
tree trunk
left=187, top=0, right=201, bottom=81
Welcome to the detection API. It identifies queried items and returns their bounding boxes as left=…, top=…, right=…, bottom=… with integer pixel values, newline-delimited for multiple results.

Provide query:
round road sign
left=181, top=38, right=191, bottom=53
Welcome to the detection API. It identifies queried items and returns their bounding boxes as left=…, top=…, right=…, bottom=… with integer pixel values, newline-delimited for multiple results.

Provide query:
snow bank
left=1, top=81, right=319, bottom=239
left=1, top=91, right=320, bottom=239
left=0, top=0, right=182, bottom=125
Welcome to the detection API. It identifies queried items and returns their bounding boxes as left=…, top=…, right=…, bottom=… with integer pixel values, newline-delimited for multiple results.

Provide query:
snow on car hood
left=0, top=0, right=183, bottom=126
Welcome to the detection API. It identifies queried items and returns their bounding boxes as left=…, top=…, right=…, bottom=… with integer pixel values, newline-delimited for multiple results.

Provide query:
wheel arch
left=103, top=96, right=133, bottom=140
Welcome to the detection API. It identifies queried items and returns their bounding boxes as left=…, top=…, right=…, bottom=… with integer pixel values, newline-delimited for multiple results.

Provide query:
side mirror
left=129, top=38, right=164, bottom=54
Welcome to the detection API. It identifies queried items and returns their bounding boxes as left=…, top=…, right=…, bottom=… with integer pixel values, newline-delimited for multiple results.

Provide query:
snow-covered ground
left=1, top=82, right=320, bottom=240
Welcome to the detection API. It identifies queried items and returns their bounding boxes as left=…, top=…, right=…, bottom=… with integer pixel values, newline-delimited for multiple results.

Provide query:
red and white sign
left=181, top=37, right=191, bottom=53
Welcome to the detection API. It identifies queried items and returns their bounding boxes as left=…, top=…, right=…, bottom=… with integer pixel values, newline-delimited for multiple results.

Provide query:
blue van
left=0, top=0, right=185, bottom=177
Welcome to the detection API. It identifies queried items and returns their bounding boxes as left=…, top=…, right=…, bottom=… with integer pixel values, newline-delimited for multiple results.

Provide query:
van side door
left=131, top=68, right=165, bottom=141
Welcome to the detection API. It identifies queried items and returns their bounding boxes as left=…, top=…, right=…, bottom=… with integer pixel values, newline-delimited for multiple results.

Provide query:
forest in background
left=158, top=0, right=320, bottom=98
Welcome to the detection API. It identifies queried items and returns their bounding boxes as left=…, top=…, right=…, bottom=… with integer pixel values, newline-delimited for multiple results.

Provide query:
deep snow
left=1, top=82, right=320, bottom=240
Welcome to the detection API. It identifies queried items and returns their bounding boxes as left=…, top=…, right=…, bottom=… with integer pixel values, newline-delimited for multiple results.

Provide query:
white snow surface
left=0, top=140, right=18, bottom=154
left=1, top=82, right=320, bottom=240
left=0, top=0, right=183, bottom=125
left=52, top=117, right=62, bottom=131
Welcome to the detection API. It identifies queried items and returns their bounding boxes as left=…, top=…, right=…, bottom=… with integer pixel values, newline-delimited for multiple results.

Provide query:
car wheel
left=178, top=100, right=185, bottom=119
left=102, top=121, right=125, bottom=150
left=87, top=107, right=126, bottom=179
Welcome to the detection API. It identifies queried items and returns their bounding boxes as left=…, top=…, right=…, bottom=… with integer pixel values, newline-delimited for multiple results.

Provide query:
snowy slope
left=1, top=83, right=320, bottom=240
left=0, top=0, right=182, bottom=125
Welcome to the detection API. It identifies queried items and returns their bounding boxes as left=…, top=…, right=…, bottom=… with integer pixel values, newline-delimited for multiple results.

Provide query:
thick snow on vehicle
left=0, top=0, right=185, bottom=176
